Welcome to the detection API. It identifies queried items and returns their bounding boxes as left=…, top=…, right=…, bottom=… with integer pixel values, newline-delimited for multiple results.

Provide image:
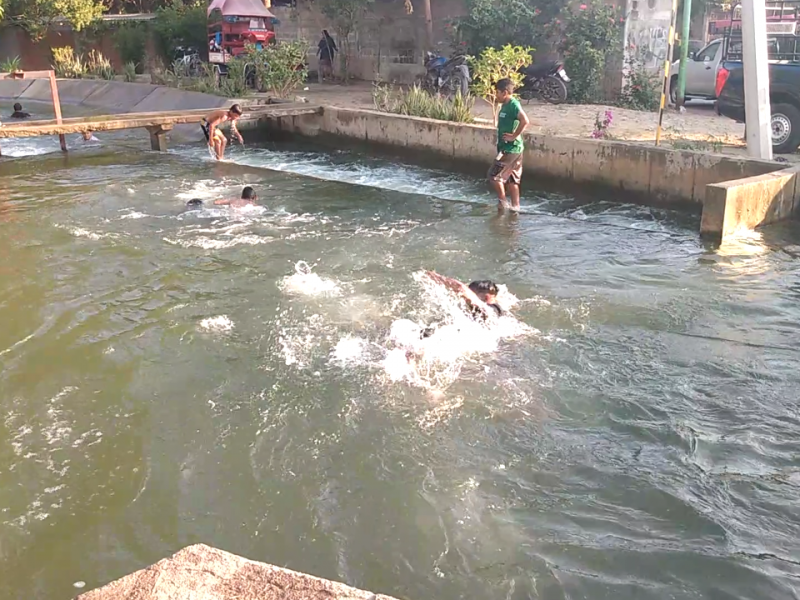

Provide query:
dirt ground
left=288, top=81, right=793, bottom=164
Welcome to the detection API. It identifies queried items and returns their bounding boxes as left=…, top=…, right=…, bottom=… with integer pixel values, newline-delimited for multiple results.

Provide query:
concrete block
left=700, top=167, right=800, bottom=240
left=649, top=148, right=697, bottom=203
left=77, top=544, right=399, bottom=600
left=451, top=123, right=494, bottom=164
left=692, top=154, right=777, bottom=202
left=525, top=133, right=574, bottom=181
left=365, top=112, right=407, bottom=147
left=323, top=107, right=367, bottom=140
left=406, top=116, right=444, bottom=154
left=0, top=79, right=35, bottom=100
left=81, top=81, right=160, bottom=111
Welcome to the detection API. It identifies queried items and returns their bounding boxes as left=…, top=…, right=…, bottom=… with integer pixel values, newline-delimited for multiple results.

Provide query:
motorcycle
left=422, top=51, right=470, bottom=97
left=518, top=61, right=570, bottom=105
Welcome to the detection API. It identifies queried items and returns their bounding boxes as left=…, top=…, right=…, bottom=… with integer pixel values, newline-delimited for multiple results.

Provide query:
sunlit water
left=1, top=125, right=800, bottom=600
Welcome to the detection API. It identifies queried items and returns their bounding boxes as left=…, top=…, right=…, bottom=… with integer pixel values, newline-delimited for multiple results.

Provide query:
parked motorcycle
left=422, top=51, right=470, bottom=97
left=518, top=61, right=570, bottom=104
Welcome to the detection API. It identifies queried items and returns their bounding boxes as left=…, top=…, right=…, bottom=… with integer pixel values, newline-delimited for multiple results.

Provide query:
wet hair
left=13, top=102, right=22, bottom=111
left=241, top=186, right=257, bottom=200
left=229, top=103, right=243, bottom=116
left=468, top=280, right=499, bottom=297
left=495, top=78, right=514, bottom=93
left=186, top=198, right=204, bottom=208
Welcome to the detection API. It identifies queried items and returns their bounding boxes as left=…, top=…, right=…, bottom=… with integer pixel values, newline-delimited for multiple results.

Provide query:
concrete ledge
left=77, top=544, right=399, bottom=600
left=700, top=167, right=800, bottom=240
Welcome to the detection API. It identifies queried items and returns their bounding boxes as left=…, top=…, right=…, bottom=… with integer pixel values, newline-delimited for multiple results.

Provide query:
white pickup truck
left=668, top=38, right=723, bottom=103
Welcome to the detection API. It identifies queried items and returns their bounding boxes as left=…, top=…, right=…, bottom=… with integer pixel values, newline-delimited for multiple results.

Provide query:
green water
left=1, top=128, right=800, bottom=600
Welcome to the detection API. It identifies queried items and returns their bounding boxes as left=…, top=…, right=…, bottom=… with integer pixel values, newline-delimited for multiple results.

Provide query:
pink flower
left=579, top=4, right=587, bottom=9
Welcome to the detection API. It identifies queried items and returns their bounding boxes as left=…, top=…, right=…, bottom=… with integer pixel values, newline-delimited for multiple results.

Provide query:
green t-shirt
left=497, top=97, right=524, bottom=154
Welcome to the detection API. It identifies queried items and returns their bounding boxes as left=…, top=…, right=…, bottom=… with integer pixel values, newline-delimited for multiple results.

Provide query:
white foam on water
left=55, top=225, right=118, bottom=241
left=118, top=210, right=152, bottom=220
left=279, top=261, right=342, bottom=297
left=164, top=234, right=272, bottom=249
left=199, top=315, right=234, bottom=333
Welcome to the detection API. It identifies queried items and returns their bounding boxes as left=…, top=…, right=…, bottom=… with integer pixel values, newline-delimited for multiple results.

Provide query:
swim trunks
left=200, top=118, right=210, bottom=142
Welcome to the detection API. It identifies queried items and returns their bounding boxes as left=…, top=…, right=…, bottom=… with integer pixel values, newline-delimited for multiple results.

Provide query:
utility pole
left=423, top=0, right=433, bottom=50
left=741, top=0, right=772, bottom=160
left=676, top=0, right=692, bottom=107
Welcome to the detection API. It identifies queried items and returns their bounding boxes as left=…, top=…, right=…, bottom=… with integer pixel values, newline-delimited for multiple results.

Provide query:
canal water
left=1, top=119, right=800, bottom=600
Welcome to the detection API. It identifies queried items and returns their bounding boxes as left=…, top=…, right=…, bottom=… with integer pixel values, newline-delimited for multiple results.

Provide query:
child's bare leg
left=491, top=179, right=507, bottom=209
left=507, top=182, right=520, bottom=210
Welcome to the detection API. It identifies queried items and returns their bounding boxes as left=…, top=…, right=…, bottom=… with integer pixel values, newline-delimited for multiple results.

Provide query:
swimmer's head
left=186, top=198, right=204, bottom=209
left=241, top=186, right=257, bottom=201
left=468, top=280, right=499, bottom=304
left=228, top=104, right=243, bottom=119
left=13, top=102, right=22, bottom=112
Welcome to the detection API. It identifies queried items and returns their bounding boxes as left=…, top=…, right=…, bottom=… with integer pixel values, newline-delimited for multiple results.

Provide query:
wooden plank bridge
left=0, top=69, right=319, bottom=155
left=0, top=105, right=321, bottom=154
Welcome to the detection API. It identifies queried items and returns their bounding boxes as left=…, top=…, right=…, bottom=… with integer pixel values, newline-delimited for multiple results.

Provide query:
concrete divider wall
left=268, top=106, right=783, bottom=208
left=701, top=167, right=800, bottom=240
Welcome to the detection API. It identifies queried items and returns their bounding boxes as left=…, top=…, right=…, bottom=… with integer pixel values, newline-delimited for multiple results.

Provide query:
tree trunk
left=423, top=0, right=433, bottom=50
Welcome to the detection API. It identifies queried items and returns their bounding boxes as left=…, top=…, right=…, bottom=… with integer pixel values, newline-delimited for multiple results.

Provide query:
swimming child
left=214, top=186, right=258, bottom=208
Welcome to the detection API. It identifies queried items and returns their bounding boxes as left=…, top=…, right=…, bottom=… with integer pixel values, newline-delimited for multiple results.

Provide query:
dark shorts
left=200, top=119, right=210, bottom=142
left=488, top=152, right=523, bottom=185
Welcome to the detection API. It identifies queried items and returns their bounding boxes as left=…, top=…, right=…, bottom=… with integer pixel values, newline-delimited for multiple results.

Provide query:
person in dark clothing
left=10, top=103, right=30, bottom=119
left=317, top=30, right=338, bottom=83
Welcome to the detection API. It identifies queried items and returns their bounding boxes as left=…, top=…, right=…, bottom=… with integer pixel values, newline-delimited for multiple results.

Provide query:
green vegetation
left=469, top=44, right=532, bottom=124
left=0, top=55, right=21, bottom=72
left=245, top=40, right=309, bottom=98
left=122, top=61, right=138, bottom=82
left=373, top=82, right=474, bottom=123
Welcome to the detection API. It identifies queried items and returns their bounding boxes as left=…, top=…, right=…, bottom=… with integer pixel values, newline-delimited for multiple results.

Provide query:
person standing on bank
left=488, top=78, right=529, bottom=212
left=317, top=30, right=338, bottom=83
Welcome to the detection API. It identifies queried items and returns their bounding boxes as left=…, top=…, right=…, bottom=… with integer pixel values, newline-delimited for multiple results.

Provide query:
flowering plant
left=591, top=109, right=613, bottom=138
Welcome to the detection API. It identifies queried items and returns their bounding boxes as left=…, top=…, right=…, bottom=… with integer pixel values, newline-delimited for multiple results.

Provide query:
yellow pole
left=655, top=0, right=679, bottom=146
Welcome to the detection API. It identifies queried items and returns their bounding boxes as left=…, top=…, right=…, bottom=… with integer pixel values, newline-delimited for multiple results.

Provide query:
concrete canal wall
left=77, top=544, right=398, bottom=600
left=263, top=106, right=800, bottom=240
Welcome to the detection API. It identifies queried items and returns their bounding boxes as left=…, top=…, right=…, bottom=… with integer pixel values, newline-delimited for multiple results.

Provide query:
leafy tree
left=450, top=0, right=561, bottom=55
left=470, top=44, right=532, bottom=124
left=152, top=0, right=208, bottom=61
left=245, top=40, right=308, bottom=97
left=551, top=0, right=622, bottom=103
left=114, top=22, right=149, bottom=71
left=3, top=0, right=104, bottom=40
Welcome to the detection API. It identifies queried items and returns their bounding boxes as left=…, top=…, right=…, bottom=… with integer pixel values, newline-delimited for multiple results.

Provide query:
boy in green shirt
left=487, top=78, right=530, bottom=211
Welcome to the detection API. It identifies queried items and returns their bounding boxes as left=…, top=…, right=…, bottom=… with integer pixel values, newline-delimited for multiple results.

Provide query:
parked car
left=668, top=38, right=723, bottom=103
left=716, top=60, right=800, bottom=154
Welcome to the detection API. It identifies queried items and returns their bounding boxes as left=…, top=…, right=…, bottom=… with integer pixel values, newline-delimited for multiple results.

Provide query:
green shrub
left=618, top=54, right=661, bottom=112
left=52, top=47, right=87, bottom=79
left=123, top=61, right=138, bottom=83
left=373, top=83, right=474, bottom=123
left=152, top=1, right=208, bottom=62
left=469, top=44, right=532, bottom=124
left=86, top=49, right=115, bottom=80
left=244, top=40, right=308, bottom=98
left=0, top=55, right=22, bottom=72
left=114, top=23, right=148, bottom=71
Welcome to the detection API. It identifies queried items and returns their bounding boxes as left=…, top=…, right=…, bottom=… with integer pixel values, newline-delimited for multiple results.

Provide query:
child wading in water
left=201, top=104, right=244, bottom=160
left=487, top=78, right=530, bottom=211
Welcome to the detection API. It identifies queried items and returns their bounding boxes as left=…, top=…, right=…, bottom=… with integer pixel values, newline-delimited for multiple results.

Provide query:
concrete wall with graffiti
left=623, top=0, right=675, bottom=71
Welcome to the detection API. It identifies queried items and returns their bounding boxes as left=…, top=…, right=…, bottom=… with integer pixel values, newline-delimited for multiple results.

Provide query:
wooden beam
left=48, top=71, right=68, bottom=153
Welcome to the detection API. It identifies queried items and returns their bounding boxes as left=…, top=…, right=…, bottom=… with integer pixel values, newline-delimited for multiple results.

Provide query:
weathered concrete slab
left=77, top=544, right=399, bottom=600
left=51, top=79, right=107, bottom=105
left=0, top=78, right=34, bottom=101
left=132, top=86, right=229, bottom=113
left=18, top=78, right=54, bottom=102
left=701, top=167, right=800, bottom=240
left=81, top=81, right=160, bottom=111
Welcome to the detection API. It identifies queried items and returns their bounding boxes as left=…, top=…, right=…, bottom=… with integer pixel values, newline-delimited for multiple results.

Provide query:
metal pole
left=741, top=0, right=772, bottom=159
left=656, top=0, right=679, bottom=145
left=676, top=0, right=693, bottom=107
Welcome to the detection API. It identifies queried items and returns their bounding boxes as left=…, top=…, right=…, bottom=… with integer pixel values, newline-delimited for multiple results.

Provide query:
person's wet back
left=214, top=186, right=259, bottom=208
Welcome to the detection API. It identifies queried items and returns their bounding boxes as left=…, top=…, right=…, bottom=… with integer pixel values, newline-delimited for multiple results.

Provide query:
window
left=696, top=41, right=719, bottom=62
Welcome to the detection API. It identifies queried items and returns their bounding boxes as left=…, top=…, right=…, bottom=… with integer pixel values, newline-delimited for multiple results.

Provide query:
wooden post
left=423, top=0, right=433, bottom=51
left=48, top=71, right=67, bottom=152
left=146, top=124, right=172, bottom=152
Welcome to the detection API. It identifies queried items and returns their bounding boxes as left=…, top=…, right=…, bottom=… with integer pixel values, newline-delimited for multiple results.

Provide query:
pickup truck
left=668, top=38, right=723, bottom=103
left=716, top=60, right=800, bottom=154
